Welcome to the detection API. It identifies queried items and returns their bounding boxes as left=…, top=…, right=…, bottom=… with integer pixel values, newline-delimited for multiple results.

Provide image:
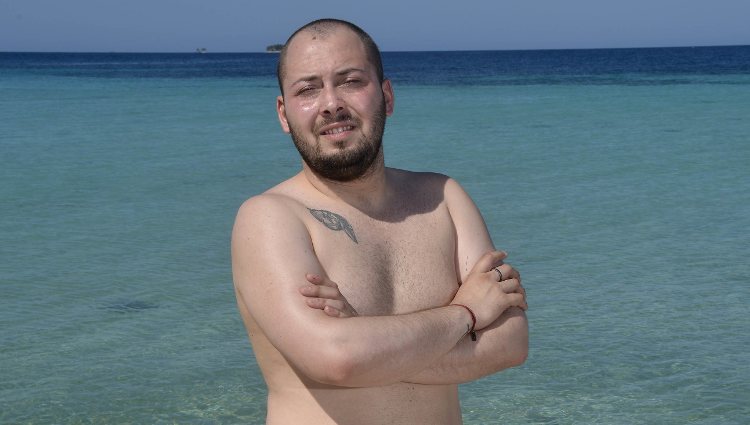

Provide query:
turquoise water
left=2, top=51, right=749, bottom=424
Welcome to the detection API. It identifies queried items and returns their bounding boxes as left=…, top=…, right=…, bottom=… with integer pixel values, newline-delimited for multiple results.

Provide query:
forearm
left=403, top=307, right=528, bottom=385
left=316, top=305, right=473, bottom=387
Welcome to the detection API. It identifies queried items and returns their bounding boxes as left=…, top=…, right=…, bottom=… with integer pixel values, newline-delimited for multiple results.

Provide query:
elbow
left=306, top=342, right=390, bottom=387
left=298, top=343, right=361, bottom=387
left=502, top=307, right=529, bottom=368
left=287, top=322, right=375, bottom=387
left=318, top=353, right=358, bottom=386
left=510, top=335, right=529, bottom=367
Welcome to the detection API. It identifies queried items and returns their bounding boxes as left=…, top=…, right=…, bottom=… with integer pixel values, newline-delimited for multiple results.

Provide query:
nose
left=320, top=86, right=344, bottom=117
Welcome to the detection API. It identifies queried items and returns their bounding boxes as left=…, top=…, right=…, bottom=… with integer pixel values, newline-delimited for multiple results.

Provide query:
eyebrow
left=335, top=67, right=367, bottom=76
left=290, top=67, right=367, bottom=87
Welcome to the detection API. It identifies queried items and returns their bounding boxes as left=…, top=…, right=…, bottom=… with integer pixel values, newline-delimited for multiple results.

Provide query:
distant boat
left=266, top=44, right=284, bottom=53
left=196, top=48, right=207, bottom=54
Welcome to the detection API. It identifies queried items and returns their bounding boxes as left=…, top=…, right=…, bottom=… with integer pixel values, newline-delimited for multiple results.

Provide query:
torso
left=237, top=169, right=464, bottom=424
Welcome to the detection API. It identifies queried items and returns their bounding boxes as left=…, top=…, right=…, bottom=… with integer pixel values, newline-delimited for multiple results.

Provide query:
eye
left=296, top=86, right=318, bottom=96
left=343, top=78, right=362, bottom=87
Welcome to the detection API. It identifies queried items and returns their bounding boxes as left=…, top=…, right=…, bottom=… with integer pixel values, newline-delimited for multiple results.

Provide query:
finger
left=300, top=285, right=346, bottom=302
left=299, top=284, right=326, bottom=297
left=470, top=250, right=508, bottom=275
left=500, top=278, right=522, bottom=294
left=306, top=273, right=340, bottom=289
left=506, top=293, right=528, bottom=310
left=299, top=285, right=315, bottom=296
left=303, top=274, right=340, bottom=292
left=492, top=263, right=520, bottom=281
left=491, top=266, right=504, bottom=281
left=323, top=305, right=342, bottom=317
left=318, top=286, right=346, bottom=300
left=500, top=264, right=520, bottom=281
left=305, top=297, right=327, bottom=310
left=306, top=297, right=346, bottom=314
left=500, top=279, right=527, bottom=309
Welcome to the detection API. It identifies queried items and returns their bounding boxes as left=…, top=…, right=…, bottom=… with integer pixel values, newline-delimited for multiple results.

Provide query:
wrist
left=449, top=304, right=477, bottom=341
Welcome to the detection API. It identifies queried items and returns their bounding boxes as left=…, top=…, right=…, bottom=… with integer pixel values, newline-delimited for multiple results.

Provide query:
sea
left=1, top=46, right=749, bottom=424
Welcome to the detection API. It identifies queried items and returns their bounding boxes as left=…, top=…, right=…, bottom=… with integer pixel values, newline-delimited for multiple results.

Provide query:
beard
left=289, top=101, right=386, bottom=182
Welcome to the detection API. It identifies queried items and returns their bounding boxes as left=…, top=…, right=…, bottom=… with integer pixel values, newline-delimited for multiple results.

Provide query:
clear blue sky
left=2, top=0, right=749, bottom=52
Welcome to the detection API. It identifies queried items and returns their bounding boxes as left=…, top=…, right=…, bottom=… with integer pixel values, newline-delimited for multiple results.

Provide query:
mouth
left=318, top=121, right=356, bottom=137
left=321, top=125, right=354, bottom=135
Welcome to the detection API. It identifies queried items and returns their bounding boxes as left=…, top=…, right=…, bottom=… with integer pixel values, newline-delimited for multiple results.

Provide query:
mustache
left=315, top=114, right=360, bottom=132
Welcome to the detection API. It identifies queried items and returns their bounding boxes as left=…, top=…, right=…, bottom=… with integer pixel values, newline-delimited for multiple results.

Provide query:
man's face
left=276, top=28, right=394, bottom=181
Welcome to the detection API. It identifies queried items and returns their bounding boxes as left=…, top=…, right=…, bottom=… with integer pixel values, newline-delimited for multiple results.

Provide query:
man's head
left=275, top=19, right=394, bottom=182
left=277, top=19, right=384, bottom=96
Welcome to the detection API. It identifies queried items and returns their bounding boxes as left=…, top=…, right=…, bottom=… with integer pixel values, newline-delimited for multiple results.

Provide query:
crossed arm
left=232, top=180, right=528, bottom=388
left=403, top=177, right=528, bottom=384
left=302, top=271, right=528, bottom=385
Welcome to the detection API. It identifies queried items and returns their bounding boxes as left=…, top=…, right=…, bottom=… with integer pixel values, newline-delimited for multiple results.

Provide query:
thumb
left=469, top=250, right=508, bottom=275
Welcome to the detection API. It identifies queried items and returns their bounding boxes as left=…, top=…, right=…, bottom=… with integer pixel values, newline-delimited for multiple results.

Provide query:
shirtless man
left=232, top=19, right=529, bottom=424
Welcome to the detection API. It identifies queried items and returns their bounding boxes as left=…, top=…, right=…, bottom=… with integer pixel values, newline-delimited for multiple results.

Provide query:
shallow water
left=2, top=48, right=749, bottom=423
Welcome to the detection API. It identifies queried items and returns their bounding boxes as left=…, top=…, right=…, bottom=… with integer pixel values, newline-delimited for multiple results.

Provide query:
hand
left=450, top=251, right=527, bottom=330
left=492, top=257, right=526, bottom=306
left=300, top=274, right=359, bottom=318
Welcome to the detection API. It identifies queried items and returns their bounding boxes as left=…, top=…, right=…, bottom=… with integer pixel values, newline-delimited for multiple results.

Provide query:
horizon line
left=1, top=43, right=749, bottom=55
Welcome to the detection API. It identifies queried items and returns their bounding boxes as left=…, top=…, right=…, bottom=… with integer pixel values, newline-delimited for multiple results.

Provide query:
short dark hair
left=276, top=19, right=384, bottom=95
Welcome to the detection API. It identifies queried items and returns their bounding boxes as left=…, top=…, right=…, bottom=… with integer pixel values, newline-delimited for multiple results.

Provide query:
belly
left=267, top=380, right=462, bottom=425
left=243, top=315, right=464, bottom=425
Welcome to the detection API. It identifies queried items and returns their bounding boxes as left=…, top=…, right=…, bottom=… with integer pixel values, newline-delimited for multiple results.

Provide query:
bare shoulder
left=233, top=195, right=298, bottom=245
left=233, top=175, right=309, bottom=234
left=231, top=179, right=317, bottom=286
left=386, top=168, right=452, bottom=199
left=387, top=168, right=474, bottom=207
left=442, top=176, right=477, bottom=210
left=235, top=192, right=300, bottom=226
left=231, top=178, right=325, bottom=304
left=388, top=168, right=450, bottom=186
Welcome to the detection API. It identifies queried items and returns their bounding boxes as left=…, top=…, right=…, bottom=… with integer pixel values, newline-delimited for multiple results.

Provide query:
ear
left=277, top=95, right=290, bottom=133
left=381, top=79, right=395, bottom=116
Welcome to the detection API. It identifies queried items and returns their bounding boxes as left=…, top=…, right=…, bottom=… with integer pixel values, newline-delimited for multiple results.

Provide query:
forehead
left=283, top=28, right=371, bottom=80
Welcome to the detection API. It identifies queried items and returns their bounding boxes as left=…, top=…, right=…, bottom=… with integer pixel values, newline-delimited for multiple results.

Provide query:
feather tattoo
left=308, top=208, right=358, bottom=243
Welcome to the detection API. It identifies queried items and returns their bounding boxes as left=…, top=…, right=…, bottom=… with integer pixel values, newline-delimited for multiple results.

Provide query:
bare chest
left=308, top=206, right=458, bottom=315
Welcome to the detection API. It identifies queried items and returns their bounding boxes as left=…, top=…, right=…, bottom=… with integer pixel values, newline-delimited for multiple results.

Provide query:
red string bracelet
left=450, top=304, right=477, bottom=341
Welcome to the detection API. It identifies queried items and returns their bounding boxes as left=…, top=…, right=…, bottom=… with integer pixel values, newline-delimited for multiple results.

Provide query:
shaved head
left=276, top=19, right=384, bottom=95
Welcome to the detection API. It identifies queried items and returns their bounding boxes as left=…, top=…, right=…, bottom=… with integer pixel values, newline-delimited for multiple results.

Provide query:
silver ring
left=493, top=267, right=503, bottom=281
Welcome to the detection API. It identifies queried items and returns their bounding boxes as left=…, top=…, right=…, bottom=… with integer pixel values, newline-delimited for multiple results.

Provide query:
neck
left=302, top=153, right=391, bottom=214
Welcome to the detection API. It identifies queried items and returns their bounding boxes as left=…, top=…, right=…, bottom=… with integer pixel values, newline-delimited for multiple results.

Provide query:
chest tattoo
left=307, top=208, right=358, bottom=244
